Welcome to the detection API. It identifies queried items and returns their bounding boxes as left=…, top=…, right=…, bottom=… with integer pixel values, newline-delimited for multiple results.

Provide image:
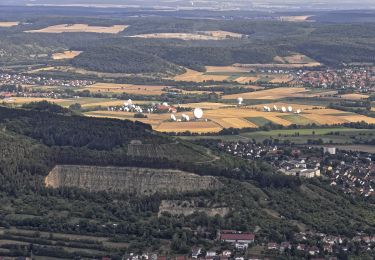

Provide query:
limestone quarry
left=45, top=165, right=223, bottom=195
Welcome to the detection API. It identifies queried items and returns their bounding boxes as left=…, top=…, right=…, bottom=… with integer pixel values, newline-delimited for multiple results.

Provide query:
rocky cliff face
left=45, top=165, right=223, bottom=195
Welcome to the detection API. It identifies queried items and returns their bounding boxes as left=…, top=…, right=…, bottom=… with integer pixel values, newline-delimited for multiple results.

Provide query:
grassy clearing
left=246, top=117, right=273, bottom=127
left=280, top=114, right=316, bottom=125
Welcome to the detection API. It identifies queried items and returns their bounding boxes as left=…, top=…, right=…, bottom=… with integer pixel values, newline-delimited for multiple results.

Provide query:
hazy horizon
left=3, top=0, right=375, bottom=11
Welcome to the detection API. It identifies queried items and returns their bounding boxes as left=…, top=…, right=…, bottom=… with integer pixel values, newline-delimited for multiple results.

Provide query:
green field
left=180, top=127, right=375, bottom=145
left=279, top=114, right=316, bottom=125
left=247, top=117, right=273, bottom=127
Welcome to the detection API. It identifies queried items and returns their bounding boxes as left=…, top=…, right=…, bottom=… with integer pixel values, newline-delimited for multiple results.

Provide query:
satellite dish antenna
left=273, top=105, right=278, bottom=111
left=281, top=106, right=287, bottom=113
left=128, top=99, right=132, bottom=105
left=170, top=114, right=177, bottom=121
left=193, top=108, right=203, bottom=119
left=182, top=114, right=190, bottom=121
left=296, top=109, right=301, bottom=114
left=288, top=106, right=293, bottom=112
left=237, top=97, right=243, bottom=105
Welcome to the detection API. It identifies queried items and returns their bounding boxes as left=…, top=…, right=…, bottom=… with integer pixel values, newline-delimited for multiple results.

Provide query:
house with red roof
left=220, top=230, right=255, bottom=249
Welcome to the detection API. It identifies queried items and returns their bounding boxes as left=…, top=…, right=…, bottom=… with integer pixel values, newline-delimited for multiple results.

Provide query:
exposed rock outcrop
left=45, top=165, right=222, bottom=195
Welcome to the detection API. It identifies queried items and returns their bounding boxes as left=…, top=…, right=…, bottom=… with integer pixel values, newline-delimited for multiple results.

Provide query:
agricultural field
left=85, top=104, right=375, bottom=133
left=52, top=50, right=82, bottom=60
left=0, top=22, right=19, bottom=27
left=129, top=30, right=244, bottom=40
left=273, top=54, right=319, bottom=65
left=173, top=68, right=230, bottom=82
left=1, top=97, right=152, bottom=109
left=25, top=24, right=128, bottom=34
left=340, top=93, right=369, bottom=100
left=174, top=67, right=293, bottom=83
left=155, top=121, right=223, bottom=133
left=83, top=83, right=170, bottom=95
left=179, top=102, right=234, bottom=109
left=223, top=87, right=336, bottom=100
left=127, top=142, right=214, bottom=163
left=280, top=15, right=314, bottom=22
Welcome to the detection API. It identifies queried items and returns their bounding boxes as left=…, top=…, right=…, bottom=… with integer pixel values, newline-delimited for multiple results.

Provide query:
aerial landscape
left=0, top=0, right=375, bottom=259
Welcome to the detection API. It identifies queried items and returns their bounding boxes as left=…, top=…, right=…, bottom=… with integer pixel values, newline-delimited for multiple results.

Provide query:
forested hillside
left=1, top=14, right=375, bottom=73
left=0, top=104, right=374, bottom=256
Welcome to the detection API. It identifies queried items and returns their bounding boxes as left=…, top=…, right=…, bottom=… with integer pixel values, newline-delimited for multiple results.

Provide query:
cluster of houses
left=216, top=141, right=375, bottom=195
left=325, top=150, right=374, bottom=197
left=217, top=142, right=321, bottom=178
left=297, top=66, right=375, bottom=91
left=100, top=230, right=375, bottom=260
left=0, top=73, right=95, bottom=88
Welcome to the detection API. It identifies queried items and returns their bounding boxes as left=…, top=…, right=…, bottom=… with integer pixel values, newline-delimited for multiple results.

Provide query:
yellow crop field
left=250, top=102, right=323, bottom=111
left=173, top=69, right=229, bottom=82
left=280, top=15, right=313, bottom=22
left=155, top=121, right=222, bottom=133
left=83, top=103, right=375, bottom=133
left=52, top=51, right=82, bottom=60
left=205, top=66, right=250, bottom=73
left=129, top=31, right=243, bottom=41
left=262, top=116, right=292, bottom=126
left=212, top=117, right=257, bottom=128
left=301, top=114, right=348, bottom=125
left=0, top=22, right=19, bottom=27
left=222, top=87, right=308, bottom=100
left=26, top=24, right=128, bottom=34
left=341, top=115, right=375, bottom=124
left=234, top=76, right=259, bottom=84
left=84, top=83, right=168, bottom=95
left=180, top=102, right=233, bottom=110
left=269, top=75, right=294, bottom=83
left=340, top=93, right=369, bottom=100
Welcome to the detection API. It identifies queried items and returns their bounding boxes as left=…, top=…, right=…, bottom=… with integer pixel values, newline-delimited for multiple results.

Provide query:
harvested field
left=0, top=22, right=19, bottom=27
left=52, top=50, right=82, bottom=60
left=301, top=114, right=348, bottom=125
left=234, top=76, right=259, bottom=83
left=212, top=117, right=257, bottom=128
left=223, top=87, right=336, bottom=100
left=205, top=66, right=250, bottom=73
left=180, top=102, right=233, bottom=110
left=341, top=115, right=375, bottom=124
left=85, top=104, right=375, bottom=133
left=232, top=59, right=321, bottom=68
left=250, top=102, right=323, bottom=111
left=84, top=83, right=169, bottom=95
left=130, top=30, right=243, bottom=40
left=222, top=87, right=309, bottom=100
left=174, top=69, right=229, bottom=82
left=280, top=15, right=314, bottom=22
left=340, top=93, right=369, bottom=100
left=155, top=121, right=222, bottom=133
left=26, top=24, right=128, bottom=34
left=269, top=75, right=294, bottom=83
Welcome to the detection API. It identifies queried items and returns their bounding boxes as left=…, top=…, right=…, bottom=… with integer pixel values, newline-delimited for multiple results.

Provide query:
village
left=296, top=66, right=375, bottom=92
left=215, top=141, right=374, bottom=197
left=104, top=229, right=375, bottom=260
left=0, top=73, right=95, bottom=90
